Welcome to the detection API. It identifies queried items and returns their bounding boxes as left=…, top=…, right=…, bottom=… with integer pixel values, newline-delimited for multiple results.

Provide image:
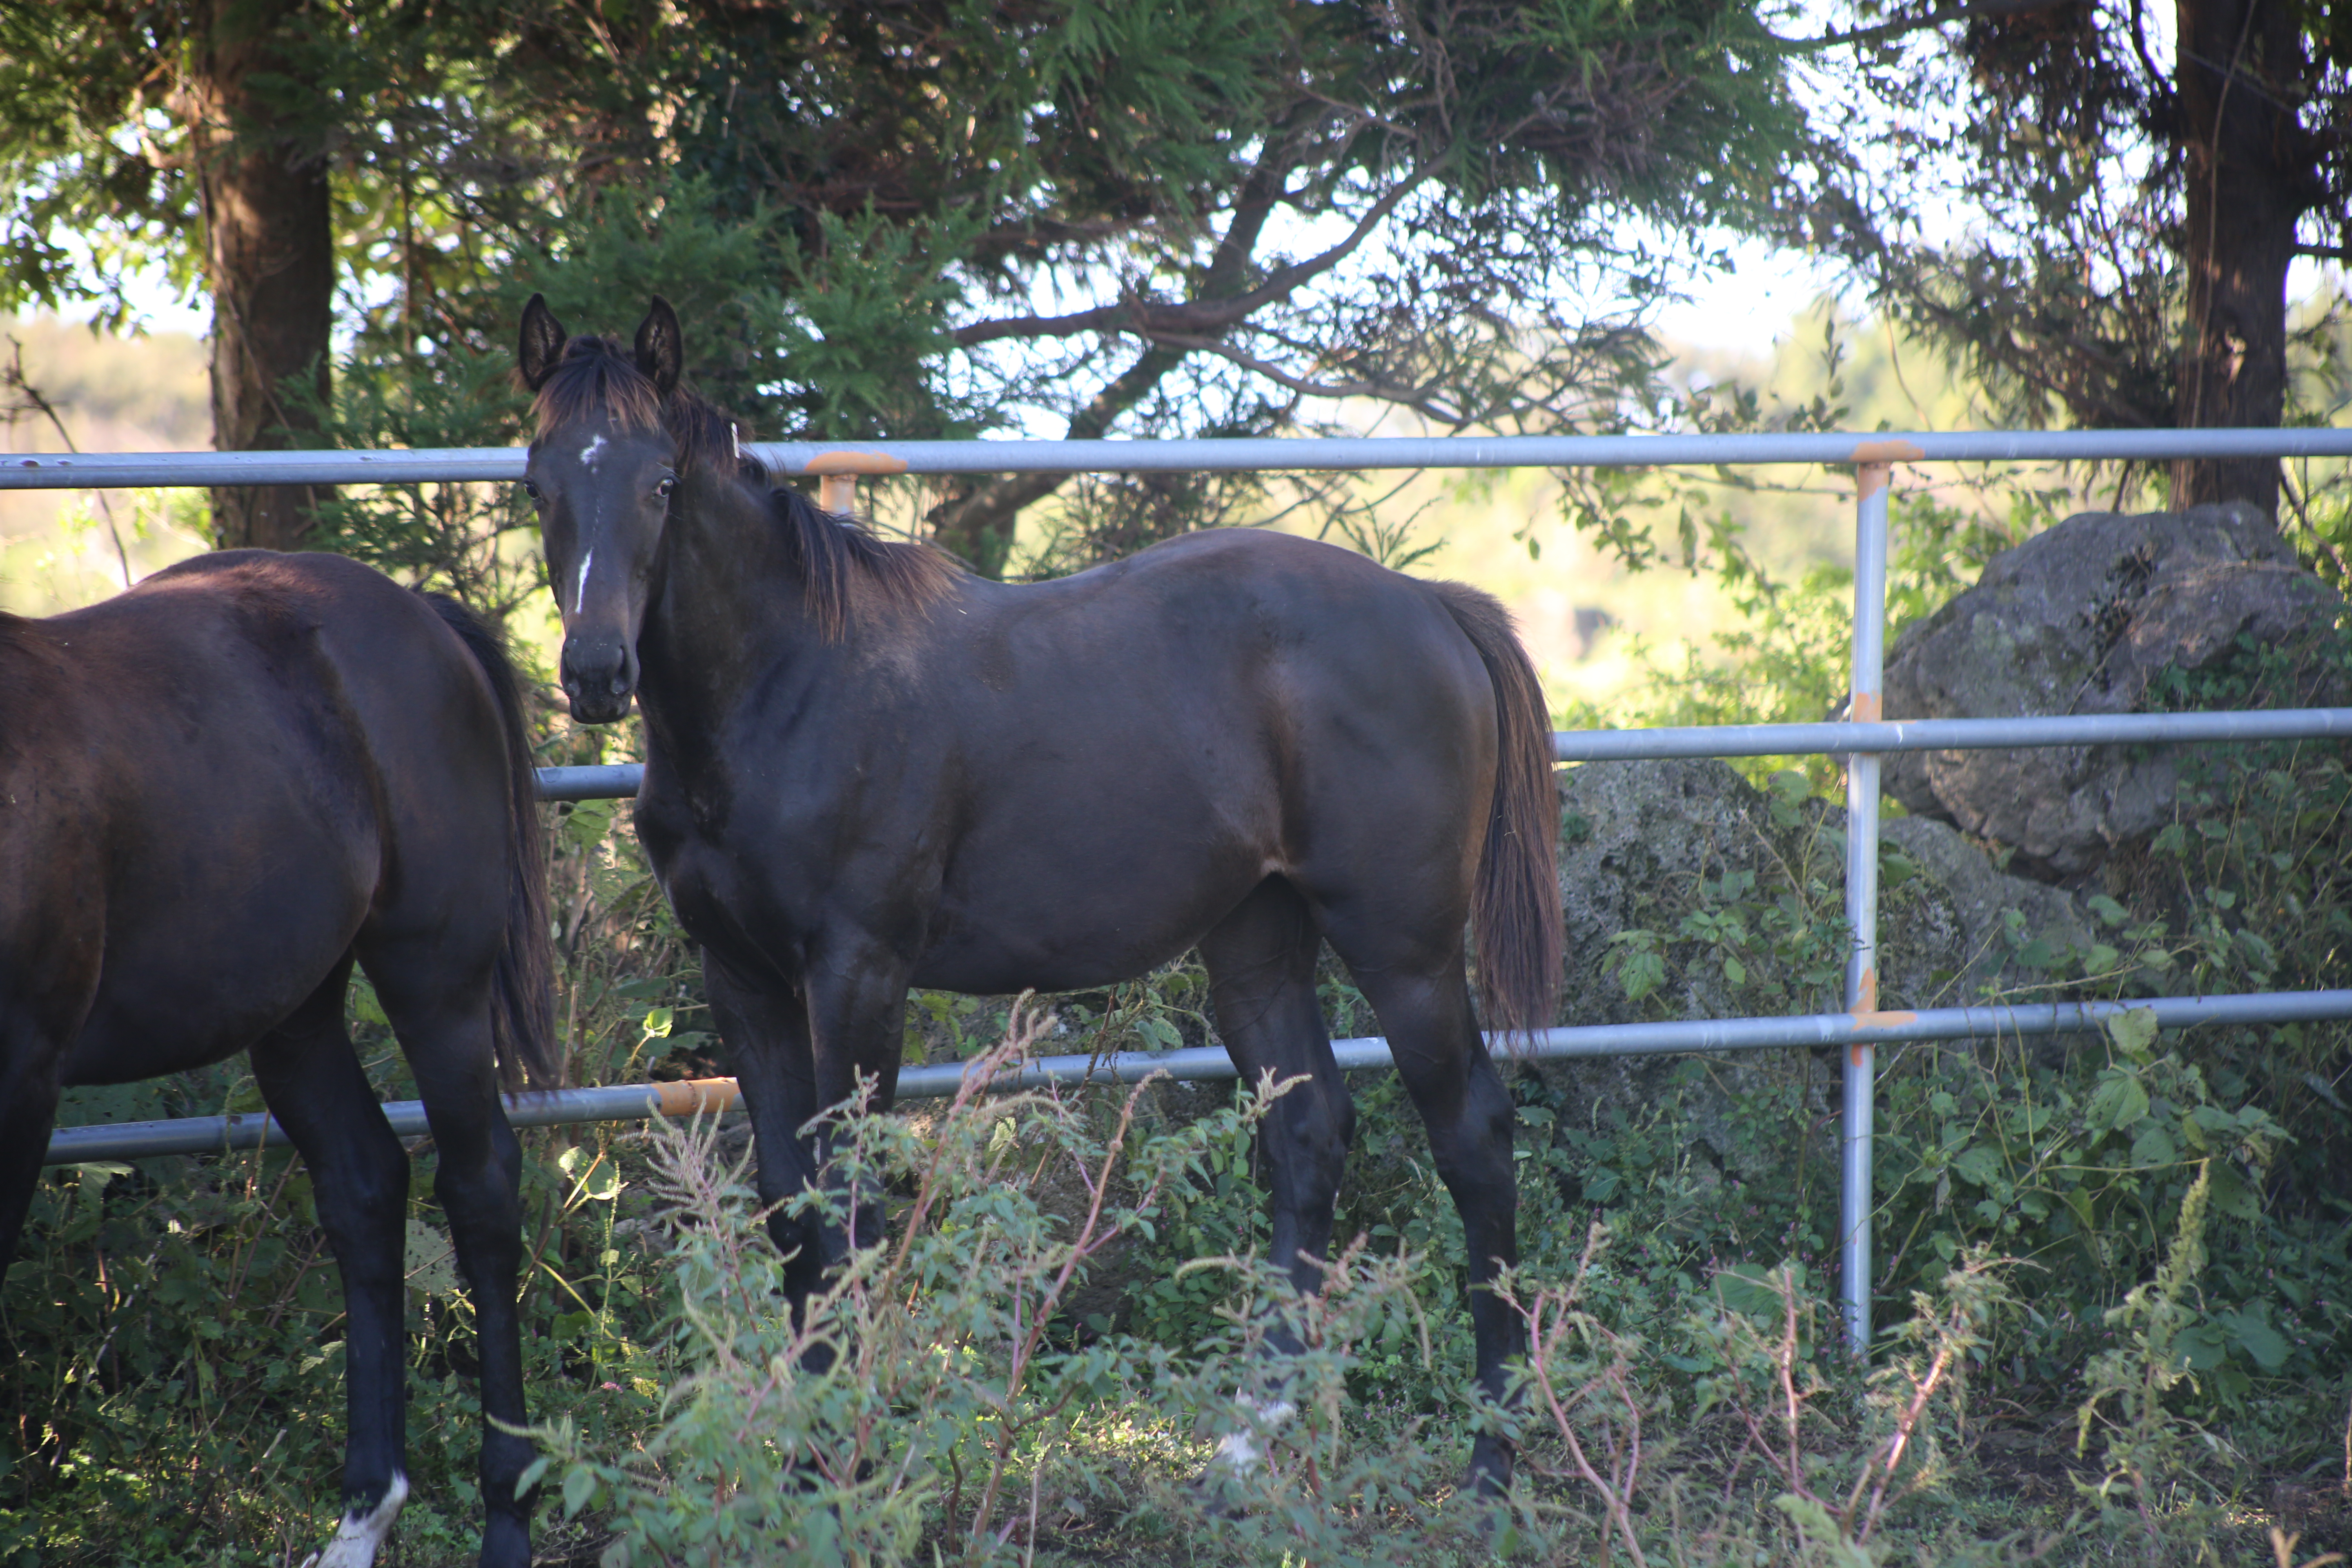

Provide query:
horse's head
left=517, top=293, right=689, bottom=724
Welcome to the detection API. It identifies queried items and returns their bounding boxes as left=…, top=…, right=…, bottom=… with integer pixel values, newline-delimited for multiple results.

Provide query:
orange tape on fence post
left=649, top=1078, right=742, bottom=1118
left=804, top=449, right=909, bottom=517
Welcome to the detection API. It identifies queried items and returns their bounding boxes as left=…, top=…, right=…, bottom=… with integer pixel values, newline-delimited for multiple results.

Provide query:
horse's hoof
left=303, top=1474, right=409, bottom=1568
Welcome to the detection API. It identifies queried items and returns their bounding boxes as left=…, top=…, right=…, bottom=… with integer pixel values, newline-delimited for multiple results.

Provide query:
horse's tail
left=1435, top=583, right=1563, bottom=1047
left=423, top=593, right=561, bottom=1092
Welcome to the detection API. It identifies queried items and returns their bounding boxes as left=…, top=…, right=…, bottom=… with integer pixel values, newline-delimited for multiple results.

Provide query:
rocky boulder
left=1546, top=758, right=2091, bottom=1174
left=1883, top=501, right=2345, bottom=880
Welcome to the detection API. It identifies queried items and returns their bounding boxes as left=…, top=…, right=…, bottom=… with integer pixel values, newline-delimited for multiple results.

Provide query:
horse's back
left=8, top=553, right=517, bottom=1083
left=958, top=527, right=1497, bottom=804
left=900, top=529, right=1503, bottom=990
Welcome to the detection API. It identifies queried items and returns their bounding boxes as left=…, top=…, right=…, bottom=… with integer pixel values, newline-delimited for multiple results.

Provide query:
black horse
left=0, top=552, right=557, bottom=1568
left=517, top=295, right=1562, bottom=1492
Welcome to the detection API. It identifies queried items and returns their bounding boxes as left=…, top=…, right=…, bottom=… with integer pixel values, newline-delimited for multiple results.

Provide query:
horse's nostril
left=608, top=675, right=630, bottom=695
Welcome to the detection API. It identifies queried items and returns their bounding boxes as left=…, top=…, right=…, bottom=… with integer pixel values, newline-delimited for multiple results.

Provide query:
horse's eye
left=522, top=479, right=541, bottom=501
left=656, top=476, right=677, bottom=499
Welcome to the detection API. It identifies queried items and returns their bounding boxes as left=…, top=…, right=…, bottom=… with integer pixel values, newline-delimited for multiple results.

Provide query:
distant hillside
left=1, top=313, right=208, bottom=451
left=0, top=314, right=210, bottom=612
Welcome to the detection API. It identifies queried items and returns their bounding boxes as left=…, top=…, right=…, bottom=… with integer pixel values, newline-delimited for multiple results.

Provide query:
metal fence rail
left=532, top=706, right=2352, bottom=801
left=9, top=426, right=2352, bottom=490
left=23, top=425, right=2352, bottom=1354
left=45, top=988, right=2352, bottom=1167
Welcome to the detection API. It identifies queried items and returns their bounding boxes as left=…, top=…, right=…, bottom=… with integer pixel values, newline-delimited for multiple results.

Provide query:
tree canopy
left=1789, top=0, right=2352, bottom=519
left=6, top=0, right=2346, bottom=588
left=3, top=0, right=1809, bottom=581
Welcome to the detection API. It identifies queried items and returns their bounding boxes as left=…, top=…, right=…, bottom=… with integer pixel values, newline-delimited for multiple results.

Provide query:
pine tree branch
left=949, top=162, right=1431, bottom=350
left=1771, top=0, right=2077, bottom=53
left=928, top=146, right=1312, bottom=564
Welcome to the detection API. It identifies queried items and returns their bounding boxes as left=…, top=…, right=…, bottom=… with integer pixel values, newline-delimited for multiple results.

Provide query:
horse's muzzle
left=561, top=635, right=638, bottom=724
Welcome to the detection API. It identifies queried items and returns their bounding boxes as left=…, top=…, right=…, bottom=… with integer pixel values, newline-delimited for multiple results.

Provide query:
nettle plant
left=526, top=1012, right=1505, bottom=1566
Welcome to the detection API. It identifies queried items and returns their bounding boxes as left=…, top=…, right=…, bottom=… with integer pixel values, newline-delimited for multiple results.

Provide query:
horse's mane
left=763, top=483, right=961, bottom=642
left=530, top=334, right=960, bottom=639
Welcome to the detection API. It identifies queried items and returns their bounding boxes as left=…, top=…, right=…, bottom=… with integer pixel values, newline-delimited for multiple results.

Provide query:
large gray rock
left=1547, top=759, right=2090, bottom=1173
left=1883, top=501, right=2345, bottom=880
left=1556, top=758, right=2089, bottom=1022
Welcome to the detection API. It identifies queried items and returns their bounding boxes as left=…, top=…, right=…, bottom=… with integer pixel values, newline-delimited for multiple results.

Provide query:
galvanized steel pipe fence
left=18, top=425, right=2352, bottom=1354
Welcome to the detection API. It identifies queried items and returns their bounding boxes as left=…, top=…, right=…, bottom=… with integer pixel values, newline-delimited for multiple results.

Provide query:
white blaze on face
left=579, top=434, right=606, bottom=468
left=301, top=1472, right=408, bottom=1568
left=573, top=547, right=595, bottom=616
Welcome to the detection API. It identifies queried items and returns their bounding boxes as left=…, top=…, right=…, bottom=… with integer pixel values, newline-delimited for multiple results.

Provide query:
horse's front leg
left=705, top=943, right=911, bottom=1312
left=703, top=956, right=830, bottom=1312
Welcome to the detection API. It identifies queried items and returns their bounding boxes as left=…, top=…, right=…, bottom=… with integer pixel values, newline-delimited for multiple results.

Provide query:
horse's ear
left=519, top=294, right=568, bottom=392
left=634, top=296, right=682, bottom=397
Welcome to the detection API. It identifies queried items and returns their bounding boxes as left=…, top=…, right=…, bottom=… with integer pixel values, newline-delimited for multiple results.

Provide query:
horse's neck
left=634, top=477, right=826, bottom=763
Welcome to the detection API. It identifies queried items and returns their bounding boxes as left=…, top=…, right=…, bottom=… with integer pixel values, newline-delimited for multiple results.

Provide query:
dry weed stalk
left=1498, top=1222, right=1653, bottom=1567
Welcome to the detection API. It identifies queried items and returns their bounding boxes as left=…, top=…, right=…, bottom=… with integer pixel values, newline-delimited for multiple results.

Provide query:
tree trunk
left=189, top=0, right=334, bottom=551
left=2170, top=0, right=2316, bottom=516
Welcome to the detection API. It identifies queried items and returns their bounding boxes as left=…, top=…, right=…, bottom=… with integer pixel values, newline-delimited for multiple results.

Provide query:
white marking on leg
left=573, top=547, right=595, bottom=615
left=1211, top=1397, right=1294, bottom=1476
left=579, top=434, right=606, bottom=468
left=300, top=1471, right=408, bottom=1568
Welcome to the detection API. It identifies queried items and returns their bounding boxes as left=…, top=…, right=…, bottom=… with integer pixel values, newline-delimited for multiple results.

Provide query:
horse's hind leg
left=1200, top=876, right=1356, bottom=1305
left=0, top=1020, right=66, bottom=1267
left=365, top=949, right=533, bottom=1568
left=248, top=958, right=416, bottom=1566
left=1325, top=942, right=1523, bottom=1497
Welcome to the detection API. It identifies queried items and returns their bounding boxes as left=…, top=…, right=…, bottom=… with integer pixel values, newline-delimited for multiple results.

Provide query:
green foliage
left=0, top=1117, right=661, bottom=1566
left=1589, top=776, right=1852, bottom=1017
left=7, top=0, right=1827, bottom=578
left=1601, top=486, right=2050, bottom=793
left=531, top=1033, right=1496, bottom=1566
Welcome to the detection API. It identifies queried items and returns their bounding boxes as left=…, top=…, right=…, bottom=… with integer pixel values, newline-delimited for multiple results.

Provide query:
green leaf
left=562, top=1465, right=599, bottom=1517
left=2064, top=1187, right=2098, bottom=1232
left=2222, top=1310, right=2291, bottom=1371
left=1712, top=1263, right=1800, bottom=1318
left=2176, top=1320, right=2230, bottom=1371
left=2102, top=1007, right=2160, bottom=1061
left=404, top=1217, right=460, bottom=1299
left=2207, top=1162, right=2261, bottom=1222
left=2087, top=1072, right=2151, bottom=1134
left=1617, top=949, right=1665, bottom=1003
left=1951, top=1145, right=2003, bottom=1188
left=2129, top=1124, right=2178, bottom=1168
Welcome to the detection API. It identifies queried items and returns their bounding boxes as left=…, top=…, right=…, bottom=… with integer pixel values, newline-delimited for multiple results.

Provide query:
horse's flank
left=530, top=333, right=959, bottom=641
left=0, top=613, right=68, bottom=767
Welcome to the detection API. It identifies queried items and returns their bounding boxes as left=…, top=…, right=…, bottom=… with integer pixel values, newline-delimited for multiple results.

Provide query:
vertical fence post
left=1841, top=459, right=1893, bottom=1354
